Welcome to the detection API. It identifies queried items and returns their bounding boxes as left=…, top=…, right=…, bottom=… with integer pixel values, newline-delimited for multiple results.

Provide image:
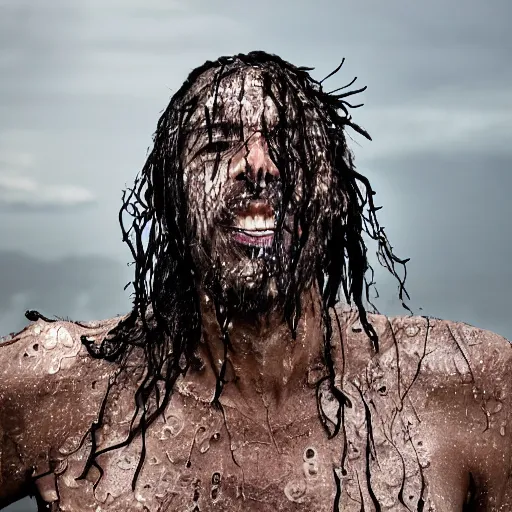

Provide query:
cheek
left=202, top=172, right=223, bottom=199
left=187, top=162, right=231, bottom=209
left=185, top=183, right=223, bottom=238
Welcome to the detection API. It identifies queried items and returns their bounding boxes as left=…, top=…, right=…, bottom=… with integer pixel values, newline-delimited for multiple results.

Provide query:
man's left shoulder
left=371, top=312, right=512, bottom=386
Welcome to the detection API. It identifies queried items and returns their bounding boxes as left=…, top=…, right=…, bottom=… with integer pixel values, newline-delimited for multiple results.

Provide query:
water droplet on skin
left=493, top=403, right=503, bottom=413
left=303, top=447, right=317, bottom=461
left=135, top=492, right=146, bottom=503
left=199, top=440, right=211, bottom=453
left=284, top=479, right=307, bottom=502
left=58, top=327, right=74, bottom=348
left=33, top=325, right=41, bottom=335
left=48, top=358, right=62, bottom=375
left=406, top=325, right=420, bottom=337
left=42, top=330, right=58, bottom=350
left=303, top=461, right=319, bottom=477
left=500, top=425, right=506, bottom=436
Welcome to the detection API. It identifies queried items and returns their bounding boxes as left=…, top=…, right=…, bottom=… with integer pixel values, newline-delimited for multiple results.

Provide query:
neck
left=196, top=286, right=326, bottom=413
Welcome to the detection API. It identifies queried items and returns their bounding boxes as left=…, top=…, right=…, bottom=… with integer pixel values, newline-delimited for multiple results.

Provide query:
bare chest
left=40, top=314, right=499, bottom=512
left=49, top=378, right=440, bottom=512
left=53, top=390, right=347, bottom=512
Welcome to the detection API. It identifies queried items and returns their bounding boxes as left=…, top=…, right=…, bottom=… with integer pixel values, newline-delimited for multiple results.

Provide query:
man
left=0, top=51, right=511, bottom=511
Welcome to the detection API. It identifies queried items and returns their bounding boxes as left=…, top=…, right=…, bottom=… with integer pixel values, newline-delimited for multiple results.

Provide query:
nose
left=229, top=133, right=280, bottom=185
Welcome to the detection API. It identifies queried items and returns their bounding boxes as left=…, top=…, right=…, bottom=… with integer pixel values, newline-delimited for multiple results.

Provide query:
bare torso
left=1, top=311, right=512, bottom=511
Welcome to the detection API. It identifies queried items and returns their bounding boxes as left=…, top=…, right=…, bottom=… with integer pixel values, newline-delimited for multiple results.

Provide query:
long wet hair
left=80, top=51, right=409, bottom=489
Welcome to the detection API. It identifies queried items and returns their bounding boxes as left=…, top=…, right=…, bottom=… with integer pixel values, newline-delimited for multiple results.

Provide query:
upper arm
left=458, top=323, right=512, bottom=500
left=419, top=320, right=512, bottom=507
left=0, top=319, right=117, bottom=507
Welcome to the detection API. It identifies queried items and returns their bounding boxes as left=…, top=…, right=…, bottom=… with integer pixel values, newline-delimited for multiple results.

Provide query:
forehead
left=187, top=67, right=279, bottom=128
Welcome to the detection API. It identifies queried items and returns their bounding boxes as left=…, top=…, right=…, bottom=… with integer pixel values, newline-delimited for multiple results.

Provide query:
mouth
left=229, top=201, right=275, bottom=248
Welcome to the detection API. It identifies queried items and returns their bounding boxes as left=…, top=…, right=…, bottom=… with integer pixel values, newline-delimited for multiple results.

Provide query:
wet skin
left=1, top=308, right=512, bottom=511
left=182, top=68, right=328, bottom=308
left=1, top=67, right=512, bottom=511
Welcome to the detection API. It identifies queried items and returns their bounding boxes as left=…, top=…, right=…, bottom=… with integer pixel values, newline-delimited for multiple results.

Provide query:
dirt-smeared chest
left=47, top=313, right=476, bottom=512
left=54, top=387, right=346, bottom=512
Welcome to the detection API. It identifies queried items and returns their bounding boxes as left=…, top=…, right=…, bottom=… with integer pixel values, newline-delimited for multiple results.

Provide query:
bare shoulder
left=339, top=310, right=512, bottom=508
left=376, top=312, right=512, bottom=382
left=0, top=315, right=123, bottom=505
left=340, top=308, right=512, bottom=383
left=0, top=315, right=124, bottom=382
left=351, top=311, right=512, bottom=439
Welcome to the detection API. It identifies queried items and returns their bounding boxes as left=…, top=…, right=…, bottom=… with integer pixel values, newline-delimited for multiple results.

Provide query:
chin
left=226, top=282, right=281, bottom=315
left=212, top=256, right=282, bottom=312
left=192, top=242, right=278, bottom=314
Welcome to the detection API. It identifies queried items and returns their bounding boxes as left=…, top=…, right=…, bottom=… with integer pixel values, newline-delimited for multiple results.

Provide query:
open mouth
left=230, top=201, right=275, bottom=249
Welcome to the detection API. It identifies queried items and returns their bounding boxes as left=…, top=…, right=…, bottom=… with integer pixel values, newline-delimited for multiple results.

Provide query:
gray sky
left=1, top=1, right=510, bottom=509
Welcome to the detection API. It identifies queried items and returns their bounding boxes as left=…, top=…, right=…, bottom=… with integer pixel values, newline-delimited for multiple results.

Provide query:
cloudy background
left=1, top=0, right=510, bottom=510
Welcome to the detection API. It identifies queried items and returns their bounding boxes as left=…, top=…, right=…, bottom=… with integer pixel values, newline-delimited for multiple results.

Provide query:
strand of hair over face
left=78, top=51, right=410, bottom=497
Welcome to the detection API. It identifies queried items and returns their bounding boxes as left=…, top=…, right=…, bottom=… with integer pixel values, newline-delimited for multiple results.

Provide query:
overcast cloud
left=0, top=172, right=95, bottom=210
left=1, top=0, right=510, bottom=510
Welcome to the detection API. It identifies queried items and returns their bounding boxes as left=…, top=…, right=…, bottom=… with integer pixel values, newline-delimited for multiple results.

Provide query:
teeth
left=235, top=215, right=275, bottom=231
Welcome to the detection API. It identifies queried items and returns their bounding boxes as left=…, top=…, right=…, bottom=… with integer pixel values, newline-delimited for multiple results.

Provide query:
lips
left=232, top=229, right=274, bottom=247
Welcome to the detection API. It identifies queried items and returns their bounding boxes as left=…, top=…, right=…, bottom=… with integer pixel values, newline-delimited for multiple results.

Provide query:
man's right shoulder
left=0, top=314, right=125, bottom=386
left=0, top=314, right=126, bottom=501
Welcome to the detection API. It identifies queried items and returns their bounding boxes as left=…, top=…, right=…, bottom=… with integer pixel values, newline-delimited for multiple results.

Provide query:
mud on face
left=180, top=66, right=337, bottom=313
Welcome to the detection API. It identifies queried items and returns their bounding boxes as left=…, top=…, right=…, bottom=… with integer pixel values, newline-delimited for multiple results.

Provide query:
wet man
left=1, top=52, right=511, bottom=511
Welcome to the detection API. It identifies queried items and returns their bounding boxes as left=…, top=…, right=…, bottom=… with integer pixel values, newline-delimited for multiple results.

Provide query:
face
left=180, top=67, right=332, bottom=311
